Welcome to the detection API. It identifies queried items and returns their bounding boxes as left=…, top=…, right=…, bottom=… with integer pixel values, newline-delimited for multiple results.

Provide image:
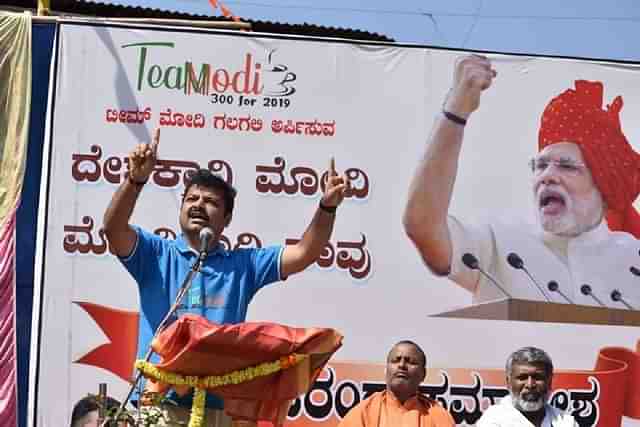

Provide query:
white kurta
left=477, top=396, right=577, bottom=427
left=447, top=216, right=640, bottom=308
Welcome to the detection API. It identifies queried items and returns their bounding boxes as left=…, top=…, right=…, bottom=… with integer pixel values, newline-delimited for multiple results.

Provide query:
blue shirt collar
left=175, top=234, right=229, bottom=257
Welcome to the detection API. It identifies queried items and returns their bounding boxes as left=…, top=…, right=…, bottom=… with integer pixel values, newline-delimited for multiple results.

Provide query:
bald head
left=387, top=340, right=426, bottom=368
left=385, top=340, right=427, bottom=403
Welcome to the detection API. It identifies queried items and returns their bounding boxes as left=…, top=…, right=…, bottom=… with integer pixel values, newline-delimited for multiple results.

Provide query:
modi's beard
left=535, top=186, right=604, bottom=237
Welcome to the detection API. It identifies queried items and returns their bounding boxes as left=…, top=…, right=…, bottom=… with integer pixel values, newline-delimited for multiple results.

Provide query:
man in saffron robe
left=338, top=341, right=455, bottom=427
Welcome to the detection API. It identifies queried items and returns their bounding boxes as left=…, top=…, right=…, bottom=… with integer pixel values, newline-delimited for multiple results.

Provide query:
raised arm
left=403, top=55, right=495, bottom=274
left=281, top=158, right=350, bottom=278
left=103, top=128, right=160, bottom=257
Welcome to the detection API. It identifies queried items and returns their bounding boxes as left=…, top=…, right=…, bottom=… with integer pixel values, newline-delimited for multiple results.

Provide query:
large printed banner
left=33, top=22, right=640, bottom=426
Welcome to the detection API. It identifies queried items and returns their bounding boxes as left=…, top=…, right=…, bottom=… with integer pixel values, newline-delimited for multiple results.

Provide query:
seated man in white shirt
left=403, top=54, right=640, bottom=308
left=477, top=346, right=576, bottom=427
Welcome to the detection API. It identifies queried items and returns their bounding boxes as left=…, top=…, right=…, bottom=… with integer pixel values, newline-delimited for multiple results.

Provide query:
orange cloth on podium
left=339, top=390, right=455, bottom=427
left=146, top=314, right=343, bottom=425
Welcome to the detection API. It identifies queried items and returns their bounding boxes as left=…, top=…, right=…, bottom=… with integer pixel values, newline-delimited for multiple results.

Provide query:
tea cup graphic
left=262, top=65, right=296, bottom=96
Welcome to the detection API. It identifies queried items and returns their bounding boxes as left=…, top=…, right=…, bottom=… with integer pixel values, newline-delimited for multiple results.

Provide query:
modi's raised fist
left=444, top=55, right=496, bottom=119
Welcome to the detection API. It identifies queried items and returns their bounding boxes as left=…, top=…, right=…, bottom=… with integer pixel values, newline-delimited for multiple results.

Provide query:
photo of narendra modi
left=404, top=54, right=640, bottom=324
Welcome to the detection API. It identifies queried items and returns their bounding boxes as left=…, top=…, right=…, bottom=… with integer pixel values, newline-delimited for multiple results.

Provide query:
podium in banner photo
left=432, top=298, right=640, bottom=326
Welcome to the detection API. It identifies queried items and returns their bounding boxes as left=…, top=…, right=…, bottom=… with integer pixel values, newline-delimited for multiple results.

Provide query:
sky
left=96, top=0, right=640, bottom=61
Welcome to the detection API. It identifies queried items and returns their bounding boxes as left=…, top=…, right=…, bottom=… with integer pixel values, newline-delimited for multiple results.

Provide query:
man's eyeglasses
left=528, top=158, right=587, bottom=176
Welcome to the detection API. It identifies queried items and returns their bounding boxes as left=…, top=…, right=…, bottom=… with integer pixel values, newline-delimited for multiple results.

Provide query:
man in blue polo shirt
left=103, top=129, right=350, bottom=426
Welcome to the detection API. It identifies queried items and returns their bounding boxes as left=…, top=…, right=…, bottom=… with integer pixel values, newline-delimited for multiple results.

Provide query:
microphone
left=580, top=284, right=606, bottom=307
left=610, top=289, right=635, bottom=310
left=506, top=253, right=551, bottom=302
left=546, top=281, right=573, bottom=304
left=198, top=227, right=214, bottom=257
left=461, top=253, right=512, bottom=298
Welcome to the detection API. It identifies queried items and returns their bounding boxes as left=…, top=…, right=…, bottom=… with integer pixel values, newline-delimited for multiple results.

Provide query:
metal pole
left=105, top=254, right=206, bottom=427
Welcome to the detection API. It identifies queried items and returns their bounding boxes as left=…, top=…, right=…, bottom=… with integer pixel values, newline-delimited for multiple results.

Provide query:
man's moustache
left=520, top=390, right=544, bottom=401
left=188, top=208, right=209, bottom=220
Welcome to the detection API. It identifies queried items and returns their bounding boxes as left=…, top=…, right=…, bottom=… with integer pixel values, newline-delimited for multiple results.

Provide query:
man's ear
left=224, top=213, right=232, bottom=227
left=420, top=367, right=427, bottom=383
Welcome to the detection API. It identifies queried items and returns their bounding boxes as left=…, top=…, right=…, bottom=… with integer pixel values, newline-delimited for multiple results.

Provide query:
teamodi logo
left=122, top=42, right=297, bottom=98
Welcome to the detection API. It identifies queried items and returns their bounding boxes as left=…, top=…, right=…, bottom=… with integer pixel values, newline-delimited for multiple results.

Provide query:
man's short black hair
left=183, top=169, right=237, bottom=217
left=388, top=340, right=427, bottom=369
left=70, top=395, right=121, bottom=427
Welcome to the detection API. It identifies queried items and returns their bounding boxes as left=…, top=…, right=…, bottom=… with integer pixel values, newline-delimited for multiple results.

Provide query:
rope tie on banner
left=135, top=353, right=308, bottom=427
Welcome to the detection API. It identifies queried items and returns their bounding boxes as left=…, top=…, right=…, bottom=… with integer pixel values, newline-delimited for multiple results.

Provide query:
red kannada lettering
left=71, top=145, right=233, bottom=188
left=105, top=107, right=152, bottom=124
left=271, top=119, right=335, bottom=136
left=212, top=113, right=263, bottom=132
left=256, top=157, right=369, bottom=199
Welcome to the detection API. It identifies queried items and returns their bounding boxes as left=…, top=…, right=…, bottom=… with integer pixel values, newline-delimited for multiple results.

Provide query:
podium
left=432, top=298, right=640, bottom=326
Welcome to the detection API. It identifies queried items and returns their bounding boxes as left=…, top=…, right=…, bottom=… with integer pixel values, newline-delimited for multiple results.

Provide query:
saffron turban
left=538, top=80, right=640, bottom=238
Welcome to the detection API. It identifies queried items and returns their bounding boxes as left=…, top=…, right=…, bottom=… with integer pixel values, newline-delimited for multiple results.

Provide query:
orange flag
left=220, top=4, right=232, bottom=18
left=73, top=302, right=139, bottom=382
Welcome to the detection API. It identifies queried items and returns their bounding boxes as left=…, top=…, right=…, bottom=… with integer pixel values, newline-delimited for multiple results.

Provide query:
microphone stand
left=547, top=281, right=573, bottom=304
left=461, top=253, right=512, bottom=299
left=106, top=250, right=208, bottom=426
left=520, top=267, right=552, bottom=302
left=506, top=253, right=551, bottom=302
left=611, top=289, right=635, bottom=310
left=580, top=284, right=606, bottom=307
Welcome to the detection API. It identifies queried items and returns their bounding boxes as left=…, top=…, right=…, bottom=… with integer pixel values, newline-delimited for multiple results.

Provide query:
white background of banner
left=34, top=23, right=640, bottom=426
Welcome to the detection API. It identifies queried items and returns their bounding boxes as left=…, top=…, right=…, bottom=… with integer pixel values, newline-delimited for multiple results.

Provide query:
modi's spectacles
left=528, top=158, right=587, bottom=176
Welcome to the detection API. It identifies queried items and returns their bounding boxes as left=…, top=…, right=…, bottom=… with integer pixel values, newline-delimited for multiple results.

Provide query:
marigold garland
left=135, top=353, right=307, bottom=427
left=189, top=388, right=206, bottom=427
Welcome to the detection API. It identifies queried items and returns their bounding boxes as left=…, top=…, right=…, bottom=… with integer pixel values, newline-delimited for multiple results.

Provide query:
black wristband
left=319, top=200, right=337, bottom=214
left=443, top=110, right=467, bottom=126
left=128, top=175, right=148, bottom=187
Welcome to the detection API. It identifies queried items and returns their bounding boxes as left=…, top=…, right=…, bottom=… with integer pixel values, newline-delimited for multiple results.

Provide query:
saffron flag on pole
left=219, top=4, right=232, bottom=18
